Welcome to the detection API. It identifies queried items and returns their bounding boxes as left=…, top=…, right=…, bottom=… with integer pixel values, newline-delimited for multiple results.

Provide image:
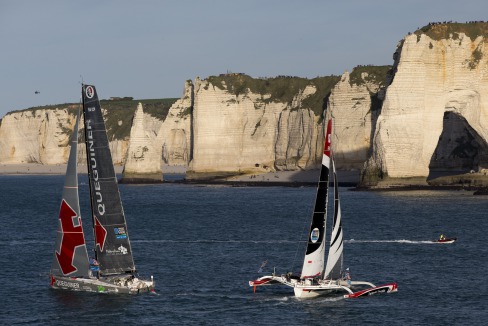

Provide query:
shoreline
left=0, top=163, right=184, bottom=175
left=1, top=164, right=486, bottom=193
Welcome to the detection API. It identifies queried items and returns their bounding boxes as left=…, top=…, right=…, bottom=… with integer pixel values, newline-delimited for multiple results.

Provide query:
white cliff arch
left=364, top=32, right=488, bottom=185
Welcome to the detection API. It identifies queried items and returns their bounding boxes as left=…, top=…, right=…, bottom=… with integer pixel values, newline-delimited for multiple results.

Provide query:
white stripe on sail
left=324, top=159, right=344, bottom=280
left=321, top=153, right=330, bottom=168
left=324, top=205, right=343, bottom=279
left=301, top=240, right=326, bottom=278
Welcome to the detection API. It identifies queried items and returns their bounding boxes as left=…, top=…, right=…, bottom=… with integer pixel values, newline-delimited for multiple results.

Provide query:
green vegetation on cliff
left=16, top=98, right=178, bottom=141
left=415, top=21, right=488, bottom=41
left=100, top=98, right=177, bottom=140
left=206, top=74, right=340, bottom=116
left=348, top=65, right=391, bottom=87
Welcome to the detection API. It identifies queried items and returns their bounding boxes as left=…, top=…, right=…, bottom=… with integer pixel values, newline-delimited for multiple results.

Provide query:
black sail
left=82, top=84, right=136, bottom=276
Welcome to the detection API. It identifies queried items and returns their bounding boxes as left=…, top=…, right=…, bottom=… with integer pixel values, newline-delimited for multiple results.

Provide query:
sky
left=1, top=0, right=487, bottom=118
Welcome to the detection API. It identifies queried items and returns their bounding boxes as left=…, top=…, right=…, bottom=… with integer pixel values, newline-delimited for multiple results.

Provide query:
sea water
left=0, top=175, right=486, bottom=325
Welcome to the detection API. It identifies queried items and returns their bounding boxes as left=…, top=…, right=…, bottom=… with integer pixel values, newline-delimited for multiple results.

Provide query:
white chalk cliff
left=362, top=27, right=488, bottom=186
left=121, top=103, right=162, bottom=182
left=328, top=70, right=386, bottom=170
left=0, top=106, right=130, bottom=166
left=0, top=75, right=383, bottom=179
left=0, top=107, right=77, bottom=164
left=4, top=23, right=488, bottom=186
left=187, top=77, right=324, bottom=178
left=156, top=80, right=193, bottom=166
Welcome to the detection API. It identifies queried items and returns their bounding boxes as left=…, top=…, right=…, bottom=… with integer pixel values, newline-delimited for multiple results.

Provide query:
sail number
left=87, top=107, right=96, bottom=112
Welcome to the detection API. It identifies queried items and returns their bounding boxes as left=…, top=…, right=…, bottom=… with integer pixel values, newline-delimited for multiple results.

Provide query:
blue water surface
left=0, top=175, right=486, bottom=325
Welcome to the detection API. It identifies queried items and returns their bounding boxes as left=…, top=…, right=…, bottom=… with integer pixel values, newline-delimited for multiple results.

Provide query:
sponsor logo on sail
left=118, top=245, right=128, bottom=254
left=114, top=227, right=127, bottom=239
left=311, top=228, right=320, bottom=243
left=85, top=107, right=108, bottom=252
left=106, top=245, right=128, bottom=255
left=85, top=86, right=95, bottom=99
left=86, top=119, right=106, bottom=217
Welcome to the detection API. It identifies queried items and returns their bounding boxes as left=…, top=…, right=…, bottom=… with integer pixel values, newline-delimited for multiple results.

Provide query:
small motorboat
left=432, top=237, right=457, bottom=244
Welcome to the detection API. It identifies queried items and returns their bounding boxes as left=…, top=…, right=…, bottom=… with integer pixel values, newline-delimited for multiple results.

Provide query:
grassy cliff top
left=101, top=98, right=178, bottom=140
left=415, top=21, right=488, bottom=41
left=348, top=65, right=392, bottom=87
left=16, top=98, right=178, bottom=118
left=206, top=74, right=341, bottom=116
left=13, top=98, right=178, bottom=140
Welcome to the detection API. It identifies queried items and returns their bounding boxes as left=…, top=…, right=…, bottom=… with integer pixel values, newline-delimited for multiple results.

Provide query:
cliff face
left=0, top=74, right=385, bottom=178
left=328, top=68, right=389, bottom=170
left=0, top=107, right=130, bottom=165
left=362, top=27, right=488, bottom=186
left=0, top=100, right=176, bottom=167
left=187, top=78, right=324, bottom=178
left=156, top=80, right=193, bottom=166
left=120, top=103, right=162, bottom=182
left=0, top=108, right=77, bottom=164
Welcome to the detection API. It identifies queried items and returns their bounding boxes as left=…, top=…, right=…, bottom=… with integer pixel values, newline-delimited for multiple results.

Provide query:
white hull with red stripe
left=249, top=274, right=392, bottom=299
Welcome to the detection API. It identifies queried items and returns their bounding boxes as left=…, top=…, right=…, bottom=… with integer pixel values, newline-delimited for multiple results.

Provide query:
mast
left=50, top=105, right=90, bottom=277
left=81, top=84, right=136, bottom=276
left=300, top=119, right=332, bottom=279
left=81, top=85, right=98, bottom=264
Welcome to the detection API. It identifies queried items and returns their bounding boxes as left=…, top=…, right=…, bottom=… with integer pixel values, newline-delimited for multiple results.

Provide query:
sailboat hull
left=50, top=274, right=155, bottom=294
left=293, top=284, right=346, bottom=298
left=344, top=282, right=398, bottom=298
left=250, top=275, right=355, bottom=298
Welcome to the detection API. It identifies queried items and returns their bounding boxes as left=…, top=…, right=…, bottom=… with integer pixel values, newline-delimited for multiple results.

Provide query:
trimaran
left=49, top=84, right=155, bottom=294
left=249, top=119, right=398, bottom=299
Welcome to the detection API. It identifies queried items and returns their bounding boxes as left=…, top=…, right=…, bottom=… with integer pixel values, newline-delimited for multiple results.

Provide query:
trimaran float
left=49, top=84, right=155, bottom=294
left=249, top=119, right=397, bottom=299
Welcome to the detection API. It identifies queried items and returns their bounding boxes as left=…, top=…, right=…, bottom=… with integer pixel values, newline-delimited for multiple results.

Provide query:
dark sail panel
left=82, top=84, right=136, bottom=276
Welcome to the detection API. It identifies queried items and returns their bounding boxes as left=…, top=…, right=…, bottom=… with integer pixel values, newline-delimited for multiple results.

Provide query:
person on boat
left=440, top=234, right=445, bottom=241
left=344, top=268, right=351, bottom=286
left=89, top=257, right=100, bottom=277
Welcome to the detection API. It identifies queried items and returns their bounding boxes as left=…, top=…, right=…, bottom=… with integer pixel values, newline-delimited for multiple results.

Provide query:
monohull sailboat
left=49, top=84, right=155, bottom=294
left=249, top=119, right=397, bottom=299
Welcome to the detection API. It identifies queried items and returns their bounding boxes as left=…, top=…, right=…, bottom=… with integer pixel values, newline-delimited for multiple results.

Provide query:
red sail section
left=55, top=200, right=86, bottom=275
left=324, top=119, right=332, bottom=158
left=95, top=216, right=107, bottom=251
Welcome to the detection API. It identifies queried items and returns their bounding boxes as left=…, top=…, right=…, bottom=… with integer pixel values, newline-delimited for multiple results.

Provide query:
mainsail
left=323, top=158, right=344, bottom=280
left=51, top=107, right=90, bottom=277
left=300, top=119, right=332, bottom=279
left=82, top=84, right=136, bottom=276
